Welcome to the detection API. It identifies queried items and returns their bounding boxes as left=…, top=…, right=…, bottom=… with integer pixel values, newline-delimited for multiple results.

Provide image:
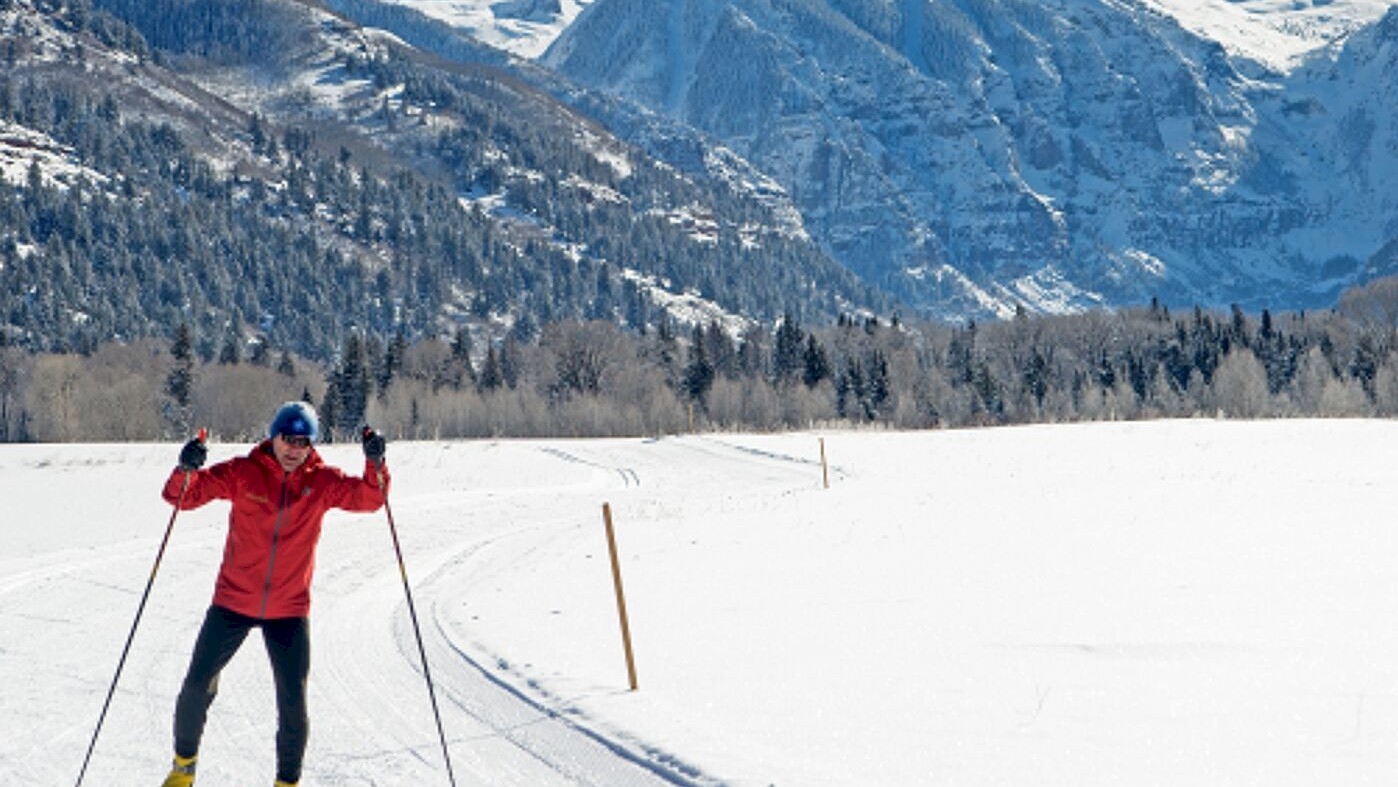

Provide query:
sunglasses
left=279, top=434, right=311, bottom=448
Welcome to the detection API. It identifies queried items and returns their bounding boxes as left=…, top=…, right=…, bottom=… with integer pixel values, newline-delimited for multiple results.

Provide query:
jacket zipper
left=259, top=472, right=290, bottom=618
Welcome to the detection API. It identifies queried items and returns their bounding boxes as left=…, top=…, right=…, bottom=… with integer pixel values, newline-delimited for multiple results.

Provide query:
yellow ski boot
left=160, top=754, right=197, bottom=787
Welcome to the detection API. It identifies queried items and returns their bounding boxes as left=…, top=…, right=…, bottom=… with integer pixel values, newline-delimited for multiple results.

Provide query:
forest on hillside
left=0, top=0, right=888, bottom=364
left=6, top=276, right=1398, bottom=443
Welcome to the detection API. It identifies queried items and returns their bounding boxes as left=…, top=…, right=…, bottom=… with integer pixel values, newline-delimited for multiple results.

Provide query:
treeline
left=7, top=280, right=1398, bottom=442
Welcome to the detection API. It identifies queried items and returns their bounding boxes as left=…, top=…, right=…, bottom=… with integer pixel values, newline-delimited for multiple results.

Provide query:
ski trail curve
left=310, top=448, right=720, bottom=787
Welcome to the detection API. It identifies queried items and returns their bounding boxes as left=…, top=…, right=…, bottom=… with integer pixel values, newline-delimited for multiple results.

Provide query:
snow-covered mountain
left=373, top=0, right=597, bottom=57
left=1, top=0, right=899, bottom=357
left=315, top=1, right=1398, bottom=320
left=527, top=0, right=1398, bottom=319
left=386, top=0, right=1398, bottom=69
left=1144, top=0, right=1398, bottom=72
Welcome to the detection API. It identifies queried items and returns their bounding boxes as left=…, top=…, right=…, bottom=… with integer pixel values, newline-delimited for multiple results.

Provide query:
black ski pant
left=173, top=605, right=311, bottom=784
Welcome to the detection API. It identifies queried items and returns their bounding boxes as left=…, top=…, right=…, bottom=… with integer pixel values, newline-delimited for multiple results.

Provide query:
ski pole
left=370, top=442, right=458, bottom=787
left=76, top=428, right=206, bottom=787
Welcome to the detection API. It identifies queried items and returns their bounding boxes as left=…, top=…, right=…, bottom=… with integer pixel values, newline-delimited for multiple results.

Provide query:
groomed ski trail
left=5, top=437, right=822, bottom=786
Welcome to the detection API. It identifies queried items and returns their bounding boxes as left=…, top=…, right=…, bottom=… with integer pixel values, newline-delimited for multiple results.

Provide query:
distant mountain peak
left=539, top=0, right=1398, bottom=318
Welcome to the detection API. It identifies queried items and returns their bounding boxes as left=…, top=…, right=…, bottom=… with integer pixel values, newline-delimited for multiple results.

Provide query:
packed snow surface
left=6, top=419, right=1398, bottom=785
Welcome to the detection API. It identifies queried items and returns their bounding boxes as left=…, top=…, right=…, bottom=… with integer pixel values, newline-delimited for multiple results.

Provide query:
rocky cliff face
left=542, top=0, right=1398, bottom=318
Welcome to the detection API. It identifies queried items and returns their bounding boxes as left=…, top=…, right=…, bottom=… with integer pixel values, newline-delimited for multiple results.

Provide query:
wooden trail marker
left=602, top=502, right=639, bottom=691
left=820, top=437, right=829, bottom=489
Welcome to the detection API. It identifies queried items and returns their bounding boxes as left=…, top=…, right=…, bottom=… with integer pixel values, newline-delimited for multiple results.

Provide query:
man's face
left=272, top=433, right=312, bottom=472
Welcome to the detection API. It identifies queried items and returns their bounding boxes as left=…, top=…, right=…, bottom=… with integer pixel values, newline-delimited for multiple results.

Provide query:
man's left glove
left=361, top=426, right=386, bottom=466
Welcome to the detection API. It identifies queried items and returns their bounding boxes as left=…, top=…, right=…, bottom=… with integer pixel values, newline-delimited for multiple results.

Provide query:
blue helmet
left=269, top=401, right=320, bottom=443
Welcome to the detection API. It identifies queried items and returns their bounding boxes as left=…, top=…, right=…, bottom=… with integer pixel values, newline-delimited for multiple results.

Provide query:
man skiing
left=159, top=401, right=389, bottom=787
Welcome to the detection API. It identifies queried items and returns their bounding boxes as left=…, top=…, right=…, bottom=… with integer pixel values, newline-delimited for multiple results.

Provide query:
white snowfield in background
left=5, top=419, right=1398, bottom=785
left=1143, top=0, right=1398, bottom=71
left=385, top=0, right=1398, bottom=71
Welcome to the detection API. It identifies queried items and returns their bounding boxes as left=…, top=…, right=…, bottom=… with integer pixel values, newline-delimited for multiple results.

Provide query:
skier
left=158, top=401, right=389, bottom=787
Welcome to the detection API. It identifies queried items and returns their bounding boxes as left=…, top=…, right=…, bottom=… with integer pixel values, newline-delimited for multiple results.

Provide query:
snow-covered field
left=6, top=419, right=1398, bottom=785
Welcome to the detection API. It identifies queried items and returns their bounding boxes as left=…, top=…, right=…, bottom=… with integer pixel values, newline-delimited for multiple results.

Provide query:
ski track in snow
left=3, top=437, right=815, bottom=786
left=14, top=425, right=1398, bottom=784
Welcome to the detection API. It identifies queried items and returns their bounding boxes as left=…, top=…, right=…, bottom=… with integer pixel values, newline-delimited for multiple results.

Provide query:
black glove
left=178, top=437, right=207, bottom=471
left=361, top=426, right=386, bottom=466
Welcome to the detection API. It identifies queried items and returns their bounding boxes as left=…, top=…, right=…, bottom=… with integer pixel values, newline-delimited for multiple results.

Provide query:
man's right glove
left=178, top=437, right=207, bottom=471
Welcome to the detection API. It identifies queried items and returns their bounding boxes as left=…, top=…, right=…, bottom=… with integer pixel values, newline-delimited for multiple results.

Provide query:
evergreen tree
left=946, top=321, right=976, bottom=385
left=1023, top=346, right=1050, bottom=408
left=1350, top=334, right=1380, bottom=399
left=249, top=334, right=271, bottom=367
left=500, top=336, right=522, bottom=389
left=0, top=342, right=17, bottom=443
left=972, top=362, right=1002, bottom=419
left=327, top=333, right=371, bottom=438
left=738, top=324, right=768, bottom=379
left=682, top=325, right=715, bottom=407
left=379, top=330, right=407, bottom=397
left=773, top=312, right=804, bottom=385
left=511, top=312, right=539, bottom=344
left=448, top=326, right=475, bottom=388
left=478, top=345, right=503, bottom=392
left=866, top=349, right=891, bottom=418
left=802, top=334, right=830, bottom=388
left=835, top=356, right=863, bottom=420
left=320, top=371, right=341, bottom=440
left=652, top=316, right=681, bottom=388
left=164, top=322, right=195, bottom=436
left=218, top=330, right=240, bottom=365
left=702, top=320, right=737, bottom=380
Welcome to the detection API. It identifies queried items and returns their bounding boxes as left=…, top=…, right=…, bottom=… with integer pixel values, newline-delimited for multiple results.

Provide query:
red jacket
left=162, top=440, right=389, bottom=619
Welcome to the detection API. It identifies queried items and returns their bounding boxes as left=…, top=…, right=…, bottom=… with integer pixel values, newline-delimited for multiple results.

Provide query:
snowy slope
left=374, top=0, right=597, bottom=57
left=371, top=0, right=1398, bottom=69
left=539, top=0, right=1398, bottom=318
left=8, top=420, right=1398, bottom=785
left=254, top=0, right=1398, bottom=319
left=1142, top=0, right=1398, bottom=71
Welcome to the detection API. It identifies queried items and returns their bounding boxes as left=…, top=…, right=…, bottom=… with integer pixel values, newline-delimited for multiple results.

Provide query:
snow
left=8, top=419, right=1398, bottom=785
left=378, top=0, right=597, bottom=59
left=368, top=0, right=1398, bottom=69
left=0, top=120, right=109, bottom=190
left=358, top=0, right=1398, bottom=110
left=1141, top=0, right=1398, bottom=72
left=618, top=268, right=754, bottom=336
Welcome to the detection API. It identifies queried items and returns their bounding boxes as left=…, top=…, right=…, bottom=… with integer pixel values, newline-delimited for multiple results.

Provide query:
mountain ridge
left=538, top=0, right=1398, bottom=319
left=0, top=0, right=892, bottom=358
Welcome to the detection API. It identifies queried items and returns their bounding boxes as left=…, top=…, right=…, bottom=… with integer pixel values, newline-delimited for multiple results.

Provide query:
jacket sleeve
left=162, top=459, right=238, bottom=509
left=325, top=460, right=389, bottom=513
